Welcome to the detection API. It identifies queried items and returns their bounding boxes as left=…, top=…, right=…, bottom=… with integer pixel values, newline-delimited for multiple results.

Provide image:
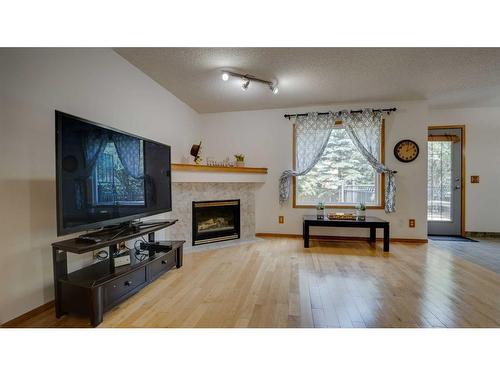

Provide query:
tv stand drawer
left=103, top=268, right=147, bottom=308
left=149, top=251, right=176, bottom=281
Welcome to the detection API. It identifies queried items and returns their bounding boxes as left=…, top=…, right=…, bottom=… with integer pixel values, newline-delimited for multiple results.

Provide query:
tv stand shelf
left=52, top=221, right=184, bottom=327
left=54, top=220, right=178, bottom=254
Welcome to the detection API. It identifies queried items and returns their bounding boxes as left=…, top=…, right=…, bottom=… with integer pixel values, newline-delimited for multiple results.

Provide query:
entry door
left=427, top=128, right=462, bottom=236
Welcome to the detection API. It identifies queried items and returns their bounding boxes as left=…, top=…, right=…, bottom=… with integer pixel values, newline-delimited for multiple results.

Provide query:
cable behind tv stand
left=52, top=221, right=183, bottom=327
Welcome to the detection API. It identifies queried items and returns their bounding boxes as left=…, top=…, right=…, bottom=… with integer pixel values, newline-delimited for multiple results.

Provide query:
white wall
left=429, top=106, right=500, bottom=233
left=200, top=101, right=430, bottom=240
left=0, top=48, right=201, bottom=323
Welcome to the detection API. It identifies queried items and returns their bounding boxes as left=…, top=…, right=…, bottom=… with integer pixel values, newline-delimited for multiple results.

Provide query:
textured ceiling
left=114, top=48, right=500, bottom=113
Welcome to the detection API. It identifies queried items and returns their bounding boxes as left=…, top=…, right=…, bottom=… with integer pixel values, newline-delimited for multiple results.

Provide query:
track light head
left=219, top=69, right=278, bottom=94
left=241, top=78, right=250, bottom=91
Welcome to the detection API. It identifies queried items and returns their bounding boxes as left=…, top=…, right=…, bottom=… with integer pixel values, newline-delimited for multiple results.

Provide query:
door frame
left=427, top=125, right=466, bottom=237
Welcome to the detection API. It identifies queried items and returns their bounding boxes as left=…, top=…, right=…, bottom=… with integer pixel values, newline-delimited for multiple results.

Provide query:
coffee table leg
left=369, top=227, right=376, bottom=243
left=383, top=225, right=390, bottom=252
left=303, top=222, right=309, bottom=248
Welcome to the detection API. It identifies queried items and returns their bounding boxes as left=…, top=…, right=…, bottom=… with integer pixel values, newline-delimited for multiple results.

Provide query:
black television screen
left=55, top=111, right=171, bottom=235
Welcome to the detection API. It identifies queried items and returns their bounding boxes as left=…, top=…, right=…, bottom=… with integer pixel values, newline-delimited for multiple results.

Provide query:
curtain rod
left=284, top=107, right=397, bottom=119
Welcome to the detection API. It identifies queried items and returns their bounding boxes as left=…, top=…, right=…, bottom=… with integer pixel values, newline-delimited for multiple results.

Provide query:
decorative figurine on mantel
left=206, top=157, right=234, bottom=167
left=234, top=153, right=245, bottom=167
left=190, top=142, right=202, bottom=164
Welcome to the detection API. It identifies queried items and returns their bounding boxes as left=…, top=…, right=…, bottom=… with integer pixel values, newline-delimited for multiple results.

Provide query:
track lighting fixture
left=241, top=78, right=250, bottom=91
left=270, top=84, right=279, bottom=95
left=220, top=70, right=279, bottom=94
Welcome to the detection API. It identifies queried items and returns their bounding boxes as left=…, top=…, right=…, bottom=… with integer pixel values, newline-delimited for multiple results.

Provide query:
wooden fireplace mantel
left=171, top=163, right=268, bottom=174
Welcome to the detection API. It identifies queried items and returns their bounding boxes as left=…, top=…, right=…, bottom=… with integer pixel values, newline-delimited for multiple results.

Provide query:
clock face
left=394, top=139, right=419, bottom=162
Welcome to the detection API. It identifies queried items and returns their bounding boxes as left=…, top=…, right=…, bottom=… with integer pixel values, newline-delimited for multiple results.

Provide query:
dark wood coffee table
left=303, top=215, right=390, bottom=251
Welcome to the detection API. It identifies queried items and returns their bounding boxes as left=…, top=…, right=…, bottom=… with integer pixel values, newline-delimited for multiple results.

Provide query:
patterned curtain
left=279, top=112, right=335, bottom=205
left=82, top=129, right=107, bottom=176
left=76, top=129, right=108, bottom=209
left=112, top=134, right=144, bottom=179
left=340, top=109, right=396, bottom=213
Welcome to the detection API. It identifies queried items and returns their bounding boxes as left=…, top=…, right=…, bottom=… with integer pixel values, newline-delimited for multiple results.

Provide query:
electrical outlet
left=278, top=216, right=284, bottom=224
left=471, top=175, right=480, bottom=183
left=409, top=219, right=415, bottom=228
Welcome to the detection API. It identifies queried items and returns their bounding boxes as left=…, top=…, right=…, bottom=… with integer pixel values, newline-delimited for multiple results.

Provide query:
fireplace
left=192, top=199, right=240, bottom=246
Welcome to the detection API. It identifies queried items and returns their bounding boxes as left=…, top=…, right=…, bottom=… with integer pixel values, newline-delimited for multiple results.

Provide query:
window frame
left=292, top=119, right=386, bottom=209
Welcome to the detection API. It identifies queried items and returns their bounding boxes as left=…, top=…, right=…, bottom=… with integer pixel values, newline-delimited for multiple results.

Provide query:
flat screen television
left=55, top=111, right=172, bottom=236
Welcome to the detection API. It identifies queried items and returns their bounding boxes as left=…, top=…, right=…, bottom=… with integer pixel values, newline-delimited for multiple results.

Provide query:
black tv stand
left=52, top=221, right=184, bottom=327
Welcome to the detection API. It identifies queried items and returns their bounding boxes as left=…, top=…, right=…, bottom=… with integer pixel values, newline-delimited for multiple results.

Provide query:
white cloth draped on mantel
left=279, top=108, right=396, bottom=213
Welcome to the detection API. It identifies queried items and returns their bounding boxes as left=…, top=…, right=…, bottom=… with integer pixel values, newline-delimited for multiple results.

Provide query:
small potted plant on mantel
left=234, top=154, right=245, bottom=167
left=355, top=203, right=366, bottom=220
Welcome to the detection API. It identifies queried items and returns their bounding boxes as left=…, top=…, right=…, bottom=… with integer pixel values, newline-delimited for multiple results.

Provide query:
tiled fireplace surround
left=166, top=182, right=258, bottom=247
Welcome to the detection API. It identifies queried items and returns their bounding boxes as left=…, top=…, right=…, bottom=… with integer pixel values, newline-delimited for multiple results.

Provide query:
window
left=427, top=141, right=452, bottom=221
left=294, top=121, right=384, bottom=208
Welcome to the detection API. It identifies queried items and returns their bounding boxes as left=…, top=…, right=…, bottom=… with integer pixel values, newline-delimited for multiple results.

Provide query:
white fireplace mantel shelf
left=171, top=163, right=268, bottom=183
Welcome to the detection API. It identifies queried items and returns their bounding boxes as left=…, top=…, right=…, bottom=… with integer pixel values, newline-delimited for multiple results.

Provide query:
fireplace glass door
left=192, top=200, right=240, bottom=245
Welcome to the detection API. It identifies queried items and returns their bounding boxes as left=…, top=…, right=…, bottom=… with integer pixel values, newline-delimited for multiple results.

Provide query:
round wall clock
left=394, top=139, right=419, bottom=162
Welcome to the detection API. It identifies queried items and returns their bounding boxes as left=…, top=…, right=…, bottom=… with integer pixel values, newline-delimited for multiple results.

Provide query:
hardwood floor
left=5, top=238, right=500, bottom=328
left=429, top=237, right=500, bottom=274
